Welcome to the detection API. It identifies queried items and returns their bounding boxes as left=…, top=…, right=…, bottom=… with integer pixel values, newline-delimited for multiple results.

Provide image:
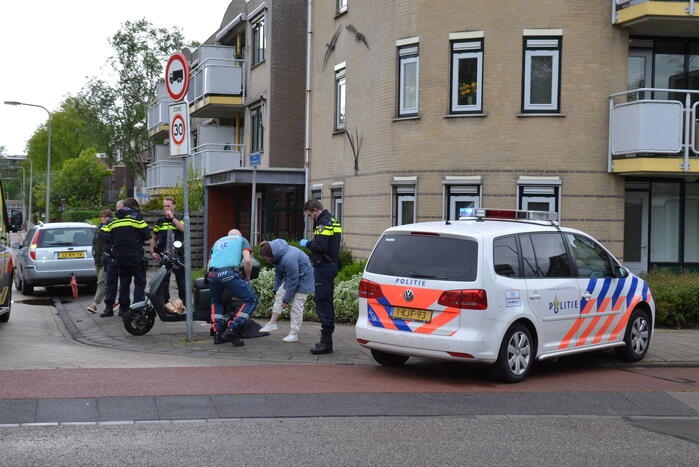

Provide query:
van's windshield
left=366, top=233, right=478, bottom=282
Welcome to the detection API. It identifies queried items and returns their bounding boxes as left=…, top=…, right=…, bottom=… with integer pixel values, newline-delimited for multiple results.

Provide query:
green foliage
left=339, top=247, right=353, bottom=268
left=118, top=185, right=128, bottom=200
left=251, top=268, right=277, bottom=318
left=140, top=196, right=163, bottom=211
left=54, top=148, right=111, bottom=208
left=333, top=273, right=361, bottom=323
left=170, top=168, right=205, bottom=211
left=337, top=260, right=367, bottom=283
left=63, top=209, right=102, bottom=223
left=643, top=270, right=699, bottom=328
left=251, top=244, right=274, bottom=270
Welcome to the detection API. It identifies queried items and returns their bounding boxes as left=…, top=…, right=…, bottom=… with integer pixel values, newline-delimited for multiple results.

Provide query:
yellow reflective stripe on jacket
left=102, top=218, right=148, bottom=231
left=153, top=224, right=179, bottom=232
left=314, top=219, right=342, bottom=236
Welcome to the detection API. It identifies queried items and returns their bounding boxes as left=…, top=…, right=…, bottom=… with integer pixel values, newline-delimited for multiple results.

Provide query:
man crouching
left=208, top=228, right=258, bottom=346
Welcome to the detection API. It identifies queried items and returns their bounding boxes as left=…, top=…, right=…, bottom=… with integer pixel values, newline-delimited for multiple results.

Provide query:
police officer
left=101, top=200, right=123, bottom=317
left=150, top=196, right=186, bottom=305
left=208, top=228, right=258, bottom=347
left=101, top=197, right=150, bottom=316
left=300, top=200, right=342, bottom=355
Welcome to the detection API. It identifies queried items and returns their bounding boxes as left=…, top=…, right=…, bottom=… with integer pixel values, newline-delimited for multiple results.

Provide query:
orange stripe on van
left=576, top=297, right=611, bottom=346
left=369, top=300, right=399, bottom=331
left=558, top=299, right=596, bottom=350
left=379, top=283, right=444, bottom=310
left=608, top=296, right=642, bottom=342
left=591, top=313, right=618, bottom=345
left=413, top=308, right=459, bottom=334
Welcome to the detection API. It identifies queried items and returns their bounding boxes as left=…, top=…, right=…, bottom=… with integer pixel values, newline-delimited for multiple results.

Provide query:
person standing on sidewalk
left=101, top=200, right=123, bottom=317
left=258, top=239, right=314, bottom=342
left=150, top=196, right=186, bottom=306
left=101, top=198, right=150, bottom=317
left=208, top=229, right=258, bottom=347
left=86, top=209, right=112, bottom=314
left=300, top=200, right=342, bottom=355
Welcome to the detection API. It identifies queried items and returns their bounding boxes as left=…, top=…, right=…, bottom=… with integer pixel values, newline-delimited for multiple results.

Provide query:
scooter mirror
left=173, top=240, right=183, bottom=249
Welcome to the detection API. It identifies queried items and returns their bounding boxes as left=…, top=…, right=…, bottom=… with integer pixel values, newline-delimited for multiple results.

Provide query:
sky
left=0, top=1, right=231, bottom=156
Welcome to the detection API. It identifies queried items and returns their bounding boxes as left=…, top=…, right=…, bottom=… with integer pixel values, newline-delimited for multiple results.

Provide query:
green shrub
left=643, top=270, right=699, bottom=328
left=337, top=260, right=366, bottom=284
left=339, top=247, right=353, bottom=268
left=333, top=273, right=361, bottom=323
left=141, top=196, right=163, bottom=211
left=62, top=208, right=102, bottom=223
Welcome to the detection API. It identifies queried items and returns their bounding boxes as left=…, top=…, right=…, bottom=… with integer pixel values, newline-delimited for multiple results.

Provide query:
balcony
left=608, top=88, right=699, bottom=175
left=188, top=45, right=244, bottom=119
left=147, top=82, right=173, bottom=139
left=612, top=1, right=698, bottom=35
left=189, top=144, right=243, bottom=175
left=146, top=160, right=183, bottom=191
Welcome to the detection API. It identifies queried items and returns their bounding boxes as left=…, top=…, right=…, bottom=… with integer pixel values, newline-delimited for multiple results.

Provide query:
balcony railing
left=612, top=0, right=696, bottom=23
left=188, top=144, right=243, bottom=175
left=187, top=57, right=244, bottom=103
left=146, top=160, right=183, bottom=190
left=147, top=95, right=173, bottom=136
left=608, top=88, right=699, bottom=172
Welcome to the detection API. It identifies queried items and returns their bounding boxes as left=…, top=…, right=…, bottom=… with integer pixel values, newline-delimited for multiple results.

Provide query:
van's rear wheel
left=615, top=308, right=651, bottom=362
left=492, top=323, right=533, bottom=383
left=371, top=349, right=409, bottom=367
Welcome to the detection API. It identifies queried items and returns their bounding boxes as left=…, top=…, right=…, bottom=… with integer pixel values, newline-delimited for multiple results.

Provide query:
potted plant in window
left=459, top=82, right=478, bottom=106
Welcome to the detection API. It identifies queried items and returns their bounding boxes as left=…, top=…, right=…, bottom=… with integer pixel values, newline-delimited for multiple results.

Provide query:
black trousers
left=314, top=262, right=339, bottom=342
left=162, top=261, right=186, bottom=304
left=117, top=260, right=147, bottom=312
left=104, top=260, right=119, bottom=307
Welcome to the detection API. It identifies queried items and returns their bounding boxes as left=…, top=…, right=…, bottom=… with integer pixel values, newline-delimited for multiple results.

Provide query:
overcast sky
left=0, top=1, right=231, bottom=155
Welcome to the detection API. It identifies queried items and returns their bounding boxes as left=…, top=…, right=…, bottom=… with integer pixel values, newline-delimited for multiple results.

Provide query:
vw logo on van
left=404, top=289, right=414, bottom=302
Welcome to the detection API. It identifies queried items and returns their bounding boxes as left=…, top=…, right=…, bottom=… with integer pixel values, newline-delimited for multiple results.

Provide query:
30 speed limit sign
left=169, top=102, right=190, bottom=157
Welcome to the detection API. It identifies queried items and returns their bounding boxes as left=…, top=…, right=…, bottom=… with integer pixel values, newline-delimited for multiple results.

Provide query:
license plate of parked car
left=393, top=307, right=432, bottom=323
left=58, top=251, right=85, bottom=259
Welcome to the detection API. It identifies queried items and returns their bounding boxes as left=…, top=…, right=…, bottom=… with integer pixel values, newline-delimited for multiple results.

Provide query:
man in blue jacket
left=258, top=239, right=314, bottom=342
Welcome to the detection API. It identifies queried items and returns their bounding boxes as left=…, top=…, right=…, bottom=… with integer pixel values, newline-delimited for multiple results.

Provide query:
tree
left=84, top=19, right=185, bottom=178
left=53, top=148, right=111, bottom=208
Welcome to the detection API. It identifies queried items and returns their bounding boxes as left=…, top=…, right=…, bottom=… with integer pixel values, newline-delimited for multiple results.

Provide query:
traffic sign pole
left=183, top=122, right=193, bottom=343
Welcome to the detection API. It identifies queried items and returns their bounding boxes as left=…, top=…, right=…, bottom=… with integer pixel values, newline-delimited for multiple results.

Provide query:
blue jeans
left=208, top=268, right=258, bottom=334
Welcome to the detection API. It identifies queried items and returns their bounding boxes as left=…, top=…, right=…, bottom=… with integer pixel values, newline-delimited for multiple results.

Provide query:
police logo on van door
left=404, top=289, right=414, bottom=302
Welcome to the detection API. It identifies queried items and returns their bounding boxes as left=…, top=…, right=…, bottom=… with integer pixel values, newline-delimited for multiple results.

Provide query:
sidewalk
left=53, top=292, right=699, bottom=368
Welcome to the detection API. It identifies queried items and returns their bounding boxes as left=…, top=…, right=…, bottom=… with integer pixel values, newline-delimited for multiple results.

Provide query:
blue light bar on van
left=458, top=207, right=558, bottom=223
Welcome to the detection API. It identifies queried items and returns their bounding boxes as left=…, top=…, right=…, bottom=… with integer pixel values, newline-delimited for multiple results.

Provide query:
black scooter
left=122, top=241, right=260, bottom=336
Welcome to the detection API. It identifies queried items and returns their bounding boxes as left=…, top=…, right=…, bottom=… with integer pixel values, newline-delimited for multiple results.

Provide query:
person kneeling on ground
left=259, top=239, right=314, bottom=342
left=208, top=228, right=258, bottom=347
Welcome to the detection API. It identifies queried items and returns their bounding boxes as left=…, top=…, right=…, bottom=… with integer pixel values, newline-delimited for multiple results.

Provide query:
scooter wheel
left=123, top=307, right=156, bottom=336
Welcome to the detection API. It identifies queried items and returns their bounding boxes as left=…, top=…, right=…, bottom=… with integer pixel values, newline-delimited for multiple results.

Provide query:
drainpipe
left=304, top=0, right=313, bottom=235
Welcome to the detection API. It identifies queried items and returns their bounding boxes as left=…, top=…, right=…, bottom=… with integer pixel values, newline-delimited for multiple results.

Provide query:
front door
left=624, top=191, right=649, bottom=274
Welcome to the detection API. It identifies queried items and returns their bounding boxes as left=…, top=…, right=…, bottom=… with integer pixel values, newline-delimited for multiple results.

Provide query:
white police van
left=356, top=208, right=654, bottom=382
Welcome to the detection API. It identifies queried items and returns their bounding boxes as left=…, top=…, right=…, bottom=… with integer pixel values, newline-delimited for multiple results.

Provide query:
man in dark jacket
left=258, top=239, right=314, bottom=342
left=150, top=196, right=186, bottom=305
left=300, top=200, right=342, bottom=355
left=100, top=198, right=150, bottom=316
left=86, top=209, right=113, bottom=314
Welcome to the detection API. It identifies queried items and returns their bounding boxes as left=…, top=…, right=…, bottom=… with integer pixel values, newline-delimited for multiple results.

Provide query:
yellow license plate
left=393, top=307, right=432, bottom=323
left=58, top=251, right=85, bottom=259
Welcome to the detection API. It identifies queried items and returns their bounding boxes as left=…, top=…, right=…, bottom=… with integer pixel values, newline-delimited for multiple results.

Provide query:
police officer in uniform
left=301, top=200, right=342, bottom=355
left=150, top=196, right=186, bottom=305
left=101, top=197, right=150, bottom=316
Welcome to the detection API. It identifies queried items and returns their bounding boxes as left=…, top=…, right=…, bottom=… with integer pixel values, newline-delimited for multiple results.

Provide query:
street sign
left=249, top=152, right=262, bottom=167
left=165, top=52, right=190, bottom=101
left=169, top=102, right=190, bottom=157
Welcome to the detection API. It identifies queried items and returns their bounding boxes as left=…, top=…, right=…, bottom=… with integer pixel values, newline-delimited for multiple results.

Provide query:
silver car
left=12, top=222, right=97, bottom=295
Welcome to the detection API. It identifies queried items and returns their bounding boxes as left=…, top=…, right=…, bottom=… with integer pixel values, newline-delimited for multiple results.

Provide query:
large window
left=450, top=40, right=483, bottom=113
left=335, top=66, right=346, bottom=131
left=398, top=45, right=419, bottom=117
left=251, top=105, right=263, bottom=152
left=522, top=37, right=561, bottom=113
left=651, top=182, right=680, bottom=262
left=564, top=234, right=614, bottom=278
left=518, top=184, right=559, bottom=214
left=446, top=184, right=480, bottom=220
left=394, top=186, right=415, bottom=226
left=252, top=15, right=266, bottom=66
left=332, top=188, right=343, bottom=224
left=520, top=233, right=572, bottom=278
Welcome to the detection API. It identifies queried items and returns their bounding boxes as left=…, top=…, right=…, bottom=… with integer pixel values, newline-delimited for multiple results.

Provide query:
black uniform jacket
left=101, top=207, right=150, bottom=266
left=307, top=209, right=342, bottom=267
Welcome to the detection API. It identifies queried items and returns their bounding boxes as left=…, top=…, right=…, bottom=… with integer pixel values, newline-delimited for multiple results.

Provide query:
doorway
left=624, top=191, right=649, bottom=274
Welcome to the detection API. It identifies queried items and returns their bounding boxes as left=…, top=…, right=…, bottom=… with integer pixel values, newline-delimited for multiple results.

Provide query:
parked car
left=356, top=208, right=655, bottom=383
left=0, top=180, right=14, bottom=323
left=12, top=222, right=97, bottom=295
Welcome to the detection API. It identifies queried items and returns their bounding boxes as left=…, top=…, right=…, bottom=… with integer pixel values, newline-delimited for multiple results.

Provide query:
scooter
left=122, top=241, right=260, bottom=336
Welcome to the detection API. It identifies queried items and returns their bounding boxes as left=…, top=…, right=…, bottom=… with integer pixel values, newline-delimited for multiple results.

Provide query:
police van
left=356, top=208, right=654, bottom=382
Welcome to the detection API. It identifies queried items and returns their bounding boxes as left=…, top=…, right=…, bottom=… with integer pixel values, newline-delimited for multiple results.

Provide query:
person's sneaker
left=310, top=341, right=333, bottom=355
left=100, top=310, right=114, bottom=318
left=282, top=332, right=298, bottom=342
left=259, top=322, right=278, bottom=333
left=86, top=304, right=98, bottom=314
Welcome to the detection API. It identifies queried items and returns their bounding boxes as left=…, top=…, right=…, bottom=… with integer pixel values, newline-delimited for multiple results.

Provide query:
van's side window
left=23, top=229, right=35, bottom=248
left=521, top=233, right=572, bottom=278
left=564, top=233, right=614, bottom=278
left=493, top=235, right=521, bottom=277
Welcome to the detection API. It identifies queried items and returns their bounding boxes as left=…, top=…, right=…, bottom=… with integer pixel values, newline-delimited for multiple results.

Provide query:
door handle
left=582, top=292, right=592, bottom=300
left=529, top=292, right=541, bottom=300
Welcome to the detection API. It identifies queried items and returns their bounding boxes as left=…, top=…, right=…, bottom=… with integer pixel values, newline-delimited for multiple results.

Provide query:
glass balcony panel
left=146, top=160, right=184, bottom=189
left=189, top=145, right=243, bottom=175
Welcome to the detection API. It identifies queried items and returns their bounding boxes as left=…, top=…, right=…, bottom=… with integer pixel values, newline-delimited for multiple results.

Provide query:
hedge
left=643, top=270, right=699, bottom=328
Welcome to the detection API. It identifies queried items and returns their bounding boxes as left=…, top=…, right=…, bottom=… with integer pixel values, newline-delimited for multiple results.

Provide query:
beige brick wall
left=310, top=0, right=628, bottom=259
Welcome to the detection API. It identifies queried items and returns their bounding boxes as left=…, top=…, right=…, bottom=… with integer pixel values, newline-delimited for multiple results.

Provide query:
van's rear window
left=37, top=228, right=95, bottom=247
left=366, top=233, right=478, bottom=281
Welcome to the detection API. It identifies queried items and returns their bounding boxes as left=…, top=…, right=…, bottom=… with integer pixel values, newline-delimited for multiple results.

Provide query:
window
left=251, top=105, right=263, bottom=152
left=366, top=233, right=478, bottom=282
left=564, top=234, right=614, bottom=278
left=252, top=15, right=266, bottom=66
left=335, top=67, right=346, bottom=130
left=337, top=0, right=347, bottom=14
left=520, top=233, right=572, bottom=278
left=332, top=189, right=343, bottom=223
left=311, top=188, right=322, bottom=202
left=398, top=45, right=419, bottom=116
left=395, top=186, right=415, bottom=226
left=522, top=37, right=561, bottom=113
left=450, top=40, right=483, bottom=113
left=518, top=185, right=559, bottom=214
left=446, top=184, right=480, bottom=220
left=493, top=235, right=521, bottom=277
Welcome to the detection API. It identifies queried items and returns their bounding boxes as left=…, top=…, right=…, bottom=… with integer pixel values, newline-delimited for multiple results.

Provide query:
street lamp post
left=4, top=101, right=51, bottom=222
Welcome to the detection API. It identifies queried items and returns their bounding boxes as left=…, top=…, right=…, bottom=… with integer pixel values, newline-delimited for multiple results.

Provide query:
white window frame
left=518, top=185, right=559, bottom=214
left=251, top=15, right=266, bottom=66
left=450, top=41, right=483, bottom=114
left=335, top=67, right=346, bottom=131
left=398, top=45, right=419, bottom=116
left=250, top=105, right=264, bottom=152
left=522, top=37, right=561, bottom=113
left=397, top=193, right=416, bottom=226
left=338, top=0, right=347, bottom=14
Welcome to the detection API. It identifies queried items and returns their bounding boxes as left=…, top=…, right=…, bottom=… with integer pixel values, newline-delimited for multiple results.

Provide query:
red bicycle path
left=1, top=365, right=697, bottom=400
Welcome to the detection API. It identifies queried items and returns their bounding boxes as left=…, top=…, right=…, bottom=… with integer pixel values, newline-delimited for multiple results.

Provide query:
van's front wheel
left=492, top=323, right=533, bottom=383
left=371, top=349, right=409, bottom=367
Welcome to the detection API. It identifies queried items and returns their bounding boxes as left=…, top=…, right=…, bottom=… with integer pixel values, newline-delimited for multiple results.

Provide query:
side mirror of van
left=616, top=266, right=630, bottom=278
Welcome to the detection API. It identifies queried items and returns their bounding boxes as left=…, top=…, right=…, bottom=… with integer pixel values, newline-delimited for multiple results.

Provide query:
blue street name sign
left=249, top=152, right=262, bottom=167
